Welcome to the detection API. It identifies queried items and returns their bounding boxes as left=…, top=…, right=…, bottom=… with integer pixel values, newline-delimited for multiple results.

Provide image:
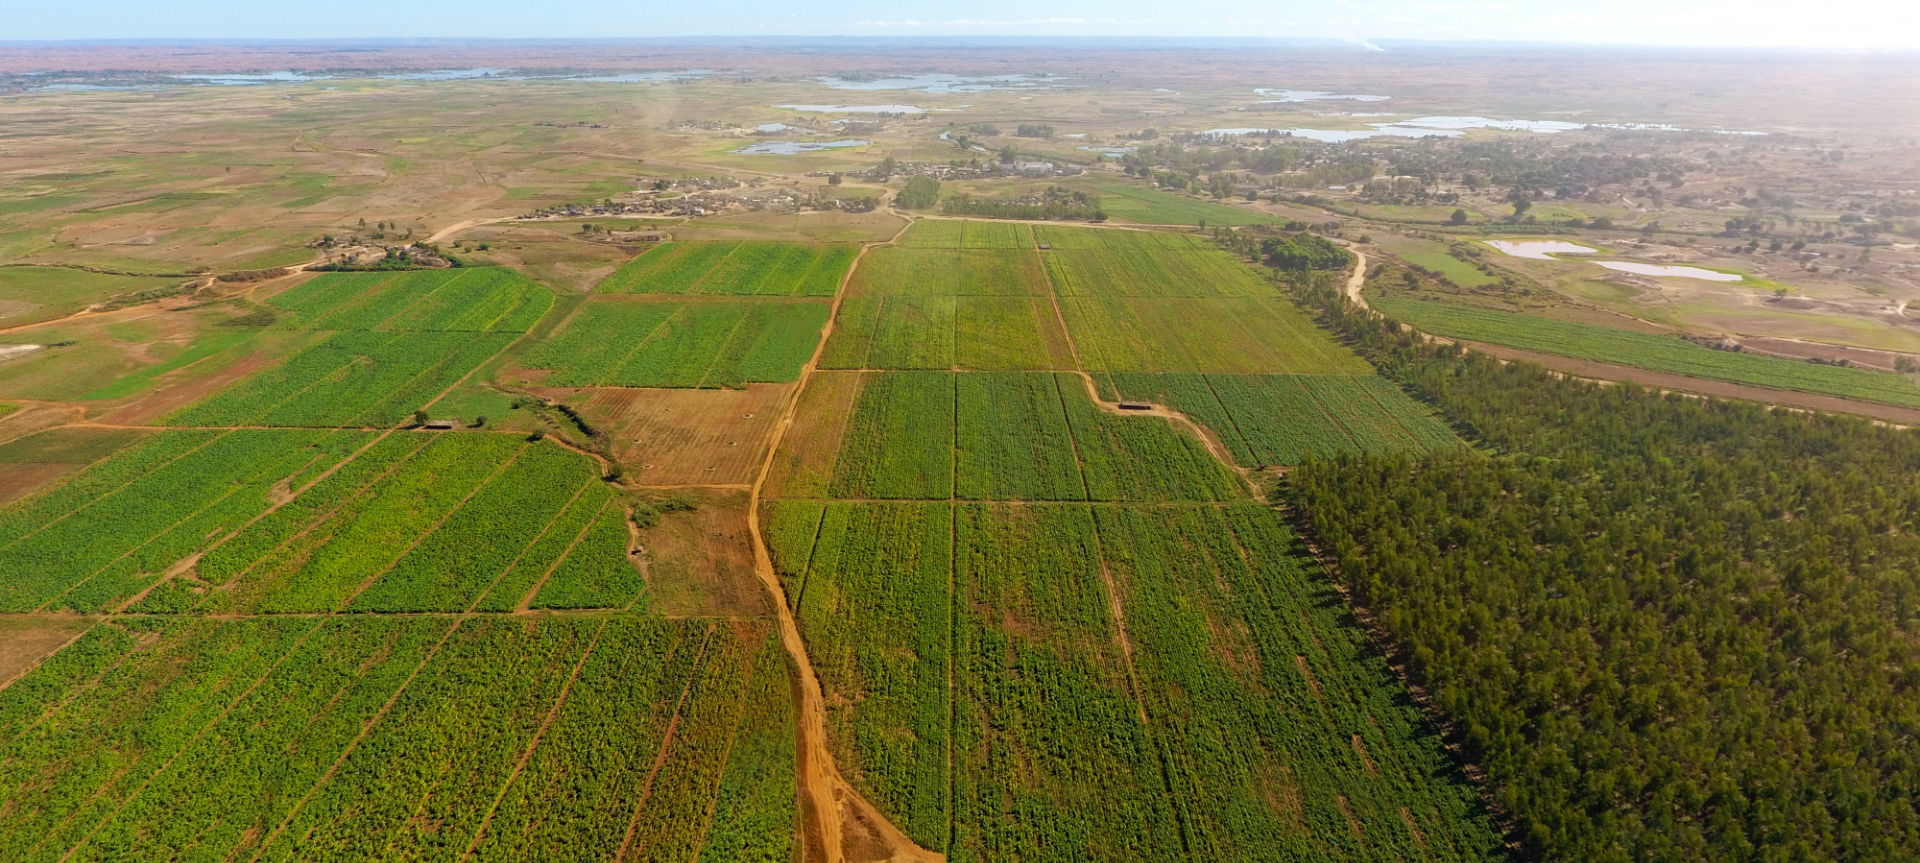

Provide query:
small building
left=1117, top=401, right=1153, bottom=411
left=423, top=419, right=457, bottom=430
left=1036, top=243, right=1053, bottom=251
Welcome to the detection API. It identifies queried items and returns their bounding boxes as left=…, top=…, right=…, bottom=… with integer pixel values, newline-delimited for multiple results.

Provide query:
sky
left=6, top=0, right=1920, bottom=49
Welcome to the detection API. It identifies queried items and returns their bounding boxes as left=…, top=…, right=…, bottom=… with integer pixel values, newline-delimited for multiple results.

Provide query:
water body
left=1484, top=240, right=1598, bottom=259
left=819, top=74, right=1064, bottom=93
left=567, top=70, right=710, bottom=83
left=756, top=123, right=795, bottom=133
left=175, top=71, right=333, bottom=85
left=1204, top=127, right=1463, bottom=142
left=738, top=139, right=869, bottom=155
left=381, top=68, right=510, bottom=81
left=1079, top=146, right=1137, bottom=158
left=1255, top=88, right=1390, bottom=102
left=1206, top=116, right=1758, bottom=142
left=1595, top=261, right=1744, bottom=281
left=775, top=104, right=927, bottom=114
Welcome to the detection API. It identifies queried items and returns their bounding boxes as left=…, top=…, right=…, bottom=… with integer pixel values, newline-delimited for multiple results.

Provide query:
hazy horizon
left=8, top=0, right=1920, bottom=50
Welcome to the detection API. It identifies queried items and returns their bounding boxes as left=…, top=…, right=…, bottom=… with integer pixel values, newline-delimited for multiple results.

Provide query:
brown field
left=634, top=487, right=769, bottom=619
left=0, top=616, right=93, bottom=687
left=543, top=384, right=794, bottom=486
left=761, top=370, right=864, bottom=498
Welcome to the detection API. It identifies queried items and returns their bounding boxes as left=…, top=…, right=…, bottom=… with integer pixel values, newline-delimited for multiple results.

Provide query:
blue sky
left=7, top=0, right=1919, bottom=49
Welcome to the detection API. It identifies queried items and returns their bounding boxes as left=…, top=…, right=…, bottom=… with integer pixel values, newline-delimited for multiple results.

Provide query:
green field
left=1374, top=296, right=1920, bottom=407
left=1394, top=249, right=1498, bottom=287
left=596, top=241, right=856, bottom=296
left=0, top=612, right=788, bottom=863
left=1062, top=296, right=1373, bottom=374
left=1043, top=246, right=1276, bottom=298
left=1085, top=182, right=1279, bottom=227
left=808, top=371, right=1243, bottom=502
left=166, top=330, right=516, bottom=427
left=269, top=267, right=553, bottom=333
left=893, top=219, right=1033, bottom=249
left=526, top=299, right=830, bottom=387
left=847, top=247, right=1048, bottom=296
left=821, top=295, right=1071, bottom=370
left=766, top=499, right=1507, bottom=861
left=1111, top=373, right=1459, bottom=466
left=0, top=265, right=184, bottom=328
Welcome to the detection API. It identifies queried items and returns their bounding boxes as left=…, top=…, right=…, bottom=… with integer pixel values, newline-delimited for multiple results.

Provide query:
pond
left=1594, top=261, right=1744, bottom=281
left=737, top=140, right=869, bottom=155
left=1079, top=146, right=1137, bottom=158
left=1484, top=240, right=1598, bottom=259
left=819, top=74, right=1064, bottom=92
left=1255, top=88, right=1390, bottom=102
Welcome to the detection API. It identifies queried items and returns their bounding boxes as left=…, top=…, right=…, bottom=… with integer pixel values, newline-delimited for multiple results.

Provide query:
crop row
left=822, top=295, right=1069, bottom=371
left=771, top=500, right=1506, bottom=860
left=1110, top=373, right=1457, bottom=467
left=1062, top=295, right=1372, bottom=374
left=1032, top=223, right=1212, bottom=251
left=166, top=330, right=515, bottom=428
left=792, top=502, right=953, bottom=848
left=814, top=371, right=1241, bottom=501
left=1043, top=247, right=1274, bottom=298
left=597, top=241, right=855, bottom=296
left=527, top=299, right=828, bottom=387
left=0, top=429, right=364, bottom=612
left=0, top=613, right=786, bottom=862
left=528, top=501, right=647, bottom=610
left=1372, top=296, right=1920, bottom=407
left=847, top=247, right=1049, bottom=296
left=1095, top=504, right=1508, bottom=861
left=896, top=219, right=1032, bottom=249
left=270, top=267, right=551, bottom=333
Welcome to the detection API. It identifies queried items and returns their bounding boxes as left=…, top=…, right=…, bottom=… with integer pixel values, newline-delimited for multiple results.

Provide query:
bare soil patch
left=92, top=349, right=274, bottom=425
left=762, top=371, right=864, bottom=498
left=0, top=462, right=82, bottom=506
left=635, top=487, right=770, bottom=619
left=0, top=617, right=93, bottom=691
left=534, top=384, right=792, bottom=486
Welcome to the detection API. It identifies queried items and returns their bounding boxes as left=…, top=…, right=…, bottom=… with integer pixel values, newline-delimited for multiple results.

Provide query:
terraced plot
left=527, top=299, right=830, bottom=388
left=596, top=241, right=856, bottom=296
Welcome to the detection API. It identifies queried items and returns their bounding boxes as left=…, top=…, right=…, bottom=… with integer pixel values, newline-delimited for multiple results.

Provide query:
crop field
left=894, top=219, right=1032, bottom=249
left=1374, top=297, right=1920, bottom=408
left=846, top=247, right=1049, bottom=297
left=783, top=371, right=1241, bottom=502
left=1032, top=224, right=1213, bottom=251
left=1062, top=296, right=1373, bottom=374
left=1084, top=182, right=1279, bottom=227
left=165, top=330, right=516, bottom=427
left=1043, top=247, right=1275, bottom=297
left=268, top=267, right=553, bottom=333
left=764, top=500, right=1502, bottom=861
left=1109, top=373, right=1459, bottom=466
left=0, top=611, right=789, bottom=862
left=822, top=295, right=1073, bottom=370
left=525, top=299, right=829, bottom=388
left=595, top=241, right=855, bottom=296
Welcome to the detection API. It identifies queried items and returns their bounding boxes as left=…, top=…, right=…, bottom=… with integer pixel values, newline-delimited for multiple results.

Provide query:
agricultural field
left=1374, top=296, right=1920, bottom=408
left=1083, top=182, right=1280, bottom=227
left=565, top=384, right=792, bottom=485
left=1043, top=245, right=1275, bottom=298
left=846, top=247, right=1049, bottom=296
left=893, top=219, right=1033, bottom=249
left=267, top=267, right=553, bottom=333
left=1062, top=296, right=1373, bottom=374
left=763, top=499, right=1506, bottom=861
left=525, top=299, right=829, bottom=388
left=822, top=295, right=1074, bottom=370
left=0, top=266, right=187, bottom=328
left=595, top=241, right=855, bottom=296
left=1110, top=373, right=1459, bottom=467
left=165, top=330, right=517, bottom=427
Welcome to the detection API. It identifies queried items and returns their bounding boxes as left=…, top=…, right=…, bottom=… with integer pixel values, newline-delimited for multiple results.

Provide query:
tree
left=827, top=173, right=842, bottom=186
left=999, top=145, right=1018, bottom=165
left=412, top=409, right=429, bottom=427
left=896, top=176, right=941, bottom=210
left=1449, top=209, right=1469, bottom=226
left=877, top=156, right=898, bottom=178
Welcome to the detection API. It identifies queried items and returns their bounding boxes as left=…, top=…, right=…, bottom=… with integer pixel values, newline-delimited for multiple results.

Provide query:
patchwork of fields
left=1374, top=296, right=1920, bottom=408
left=3, top=219, right=1491, bottom=861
